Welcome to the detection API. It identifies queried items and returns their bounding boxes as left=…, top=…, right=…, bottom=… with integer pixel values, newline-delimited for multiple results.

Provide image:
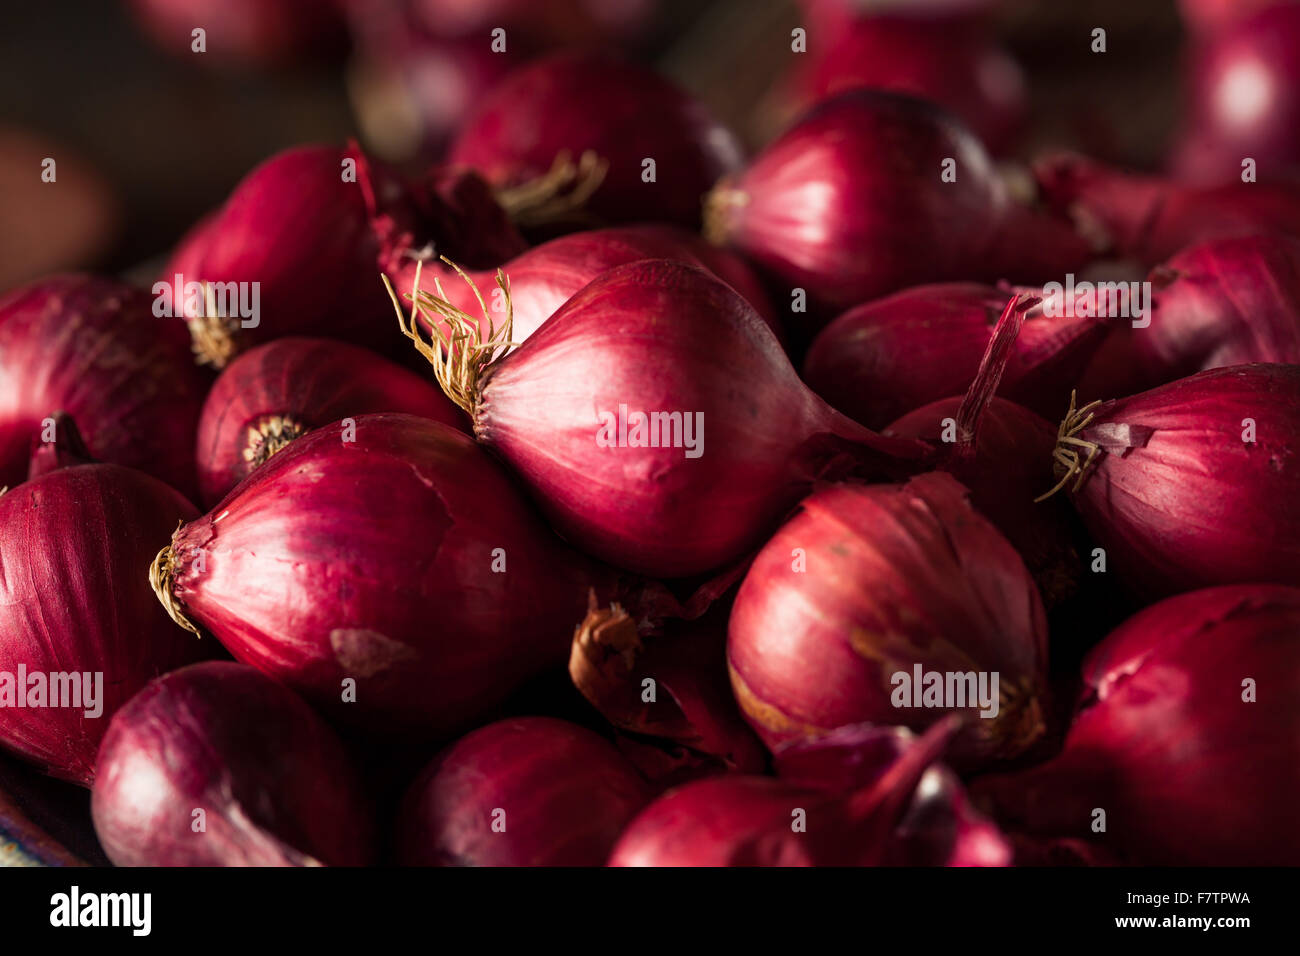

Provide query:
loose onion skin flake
left=92, top=661, right=373, bottom=867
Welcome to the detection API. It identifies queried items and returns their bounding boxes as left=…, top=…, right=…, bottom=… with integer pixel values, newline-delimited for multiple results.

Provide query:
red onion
left=448, top=53, right=743, bottom=232
left=608, top=717, right=966, bottom=865
left=774, top=723, right=1010, bottom=866
left=727, top=472, right=1049, bottom=767
left=0, top=275, right=207, bottom=499
left=1033, top=151, right=1300, bottom=266
left=804, top=282, right=1115, bottom=428
left=777, top=15, right=1026, bottom=149
left=396, top=717, right=651, bottom=866
left=1174, top=5, right=1300, bottom=182
left=0, top=464, right=210, bottom=787
left=706, top=91, right=1092, bottom=323
left=570, top=599, right=768, bottom=784
left=151, top=414, right=621, bottom=738
left=195, top=337, right=466, bottom=506
left=391, top=258, right=930, bottom=578
left=972, top=584, right=1300, bottom=865
left=1036, top=363, right=1300, bottom=599
left=26, top=412, right=95, bottom=480
left=126, top=0, right=349, bottom=66
left=1178, top=0, right=1295, bottom=32
left=160, top=142, right=525, bottom=368
left=427, top=225, right=780, bottom=348
left=92, top=661, right=373, bottom=866
left=886, top=397, right=1083, bottom=608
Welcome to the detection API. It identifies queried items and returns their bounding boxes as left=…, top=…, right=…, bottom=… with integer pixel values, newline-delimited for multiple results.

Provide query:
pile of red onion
left=4, top=7, right=1298, bottom=872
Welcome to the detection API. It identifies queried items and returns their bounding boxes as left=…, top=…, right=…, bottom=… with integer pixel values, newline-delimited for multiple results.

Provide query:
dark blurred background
left=0, top=0, right=1190, bottom=288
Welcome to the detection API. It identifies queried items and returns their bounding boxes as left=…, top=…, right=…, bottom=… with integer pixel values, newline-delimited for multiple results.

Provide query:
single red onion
left=448, top=53, right=743, bottom=232
left=774, top=723, right=1010, bottom=866
left=706, top=91, right=1091, bottom=324
left=127, top=0, right=349, bottom=66
left=804, top=282, right=1116, bottom=428
left=1037, top=364, right=1300, bottom=599
left=26, top=412, right=96, bottom=480
left=161, top=142, right=525, bottom=368
left=1033, top=151, right=1300, bottom=266
left=426, top=225, right=780, bottom=348
left=396, top=717, right=651, bottom=866
left=972, top=584, right=1300, bottom=865
left=391, top=258, right=931, bottom=578
left=0, top=464, right=211, bottom=787
left=727, top=472, right=1049, bottom=767
left=92, top=661, right=372, bottom=866
left=886, top=397, right=1083, bottom=608
left=1173, top=5, right=1300, bottom=182
left=608, top=716, right=965, bottom=865
left=570, top=599, right=768, bottom=784
left=0, top=275, right=206, bottom=499
left=151, top=414, right=623, bottom=739
left=777, top=15, right=1026, bottom=149
left=195, top=337, right=466, bottom=506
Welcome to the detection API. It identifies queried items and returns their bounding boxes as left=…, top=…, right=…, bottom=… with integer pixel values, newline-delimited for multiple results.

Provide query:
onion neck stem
left=494, top=150, right=608, bottom=229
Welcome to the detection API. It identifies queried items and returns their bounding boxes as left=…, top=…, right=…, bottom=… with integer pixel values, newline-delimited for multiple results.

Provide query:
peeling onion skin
left=886, top=397, right=1083, bottom=608
left=468, top=259, right=930, bottom=578
left=971, top=585, right=1300, bottom=865
left=396, top=717, right=652, bottom=866
left=449, top=53, right=744, bottom=230
left=0, top=275, right=206, bottom=499
left=195, top=337, right=466, bottom=507
left=1058, top=364, right=1300, bottom=600
left=804, top=282, right=1114, bottom=428
left=0, top=464, right=211, bottom=787
left=164, top=414, right=616, bottom=739
left=92, top=662, right=373, bottom=867
left=726, top=472, right=1049, bottom=768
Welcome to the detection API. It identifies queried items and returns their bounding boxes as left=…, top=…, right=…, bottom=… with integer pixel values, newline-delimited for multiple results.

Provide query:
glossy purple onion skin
left=727, top=472, right=1048, bottom=767
left=0, top=275, right=206, bottom=499
left=0, top=465, right=210, bottom=787
left=1066, top=364, right=1300, bottom=599
left=474, top=259, right=929, bottom=578
left=449, top=53, right=743, bottom=230
left=169, top=414, right=615, bottom=738
left=195, top=337, right=466, bottom=506
left=1174, top=5, right=1300, bottom=182
left=92, top=661, right=373, bottom=866
left=887, top=397, right=1083, bottom=607
left=805, top=282, right=1113, bottom=428
left=972, top=585, right=1300, bottom=865
left=397, top=717, right=651, bottom=866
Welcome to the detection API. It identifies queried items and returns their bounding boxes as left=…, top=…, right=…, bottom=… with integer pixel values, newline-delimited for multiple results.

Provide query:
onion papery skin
left=886, top=397, right=1083, bottom=608
left=162, top=414, right=616, bottom=739
left=707, top=91, right=1089, bottom=323
left=428, top=225, right=781, bottom=349
left=127, top=0, right=349, bottom=66
left=397, top=717, right=652, bottom=866
left=1084, top=234, right=1300, bottom=399
left=92, top=661, right=373, bottom=867
left=773, top=723, right=1010, bottom=866
left=1056, top=363, right=1300, bottom=599
left=161, top=143, right=523, bottom=366
left=804, top=282, right=1113, bottom=428
left=0, top=274, right=206, bottom=500
left=971, top=584, right=1300, bottom=865
left=0, top=464, right=210, bottom=787
left=1033, top=151, right=1300, bottom=266
left=448, top=53, right=744, bottom=231
left=1173, top=5, right=1300, bottom=183
left=195, top=337, right=466, bottom=506
left=456, top=259, right=930, bottom=579
left=727, top=472, right=1049, bottom=767
left=777, top=15, right=1026, bottom=149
